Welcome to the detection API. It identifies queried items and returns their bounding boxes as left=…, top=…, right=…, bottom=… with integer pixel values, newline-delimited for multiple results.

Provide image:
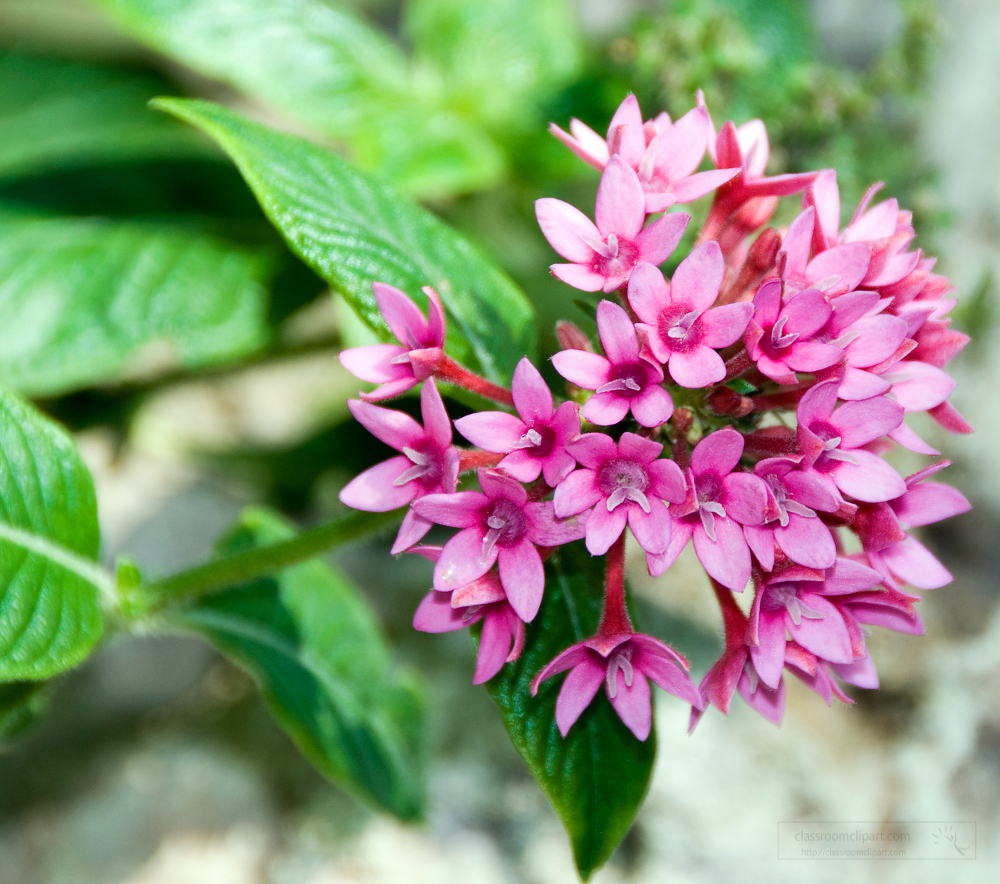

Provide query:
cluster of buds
left=337, top=93, right=972, bottom=741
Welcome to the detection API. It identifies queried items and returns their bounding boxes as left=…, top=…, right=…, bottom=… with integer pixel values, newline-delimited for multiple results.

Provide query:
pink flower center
left=657, top=303, right=705, bottom=354
left=693, top=469, right=727, bottom=542
left=509, top=424, right=556, bottom=459
left=763, top=472, right=816, bottom=527
left=394, top=442, right=445, bottom=490
left=764, top=584, right=825, bottom=626
left=596, top=362, right=649, bottom=399
left=480, top=497, right=528, bottom=561
left=598, top=458, right=651, bottom=513
left=809, top=422, right=859, bottom=472
left=585, top=232, right=640, bottom=280
left=605, top=643, right=635, bottom=698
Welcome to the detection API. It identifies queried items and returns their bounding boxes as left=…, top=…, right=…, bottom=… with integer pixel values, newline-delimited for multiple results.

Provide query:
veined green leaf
left=0, top=389, right=106, bottom=680
left=92, top=0, right=504, bottom=197
left=484, top=541, right=655, bottom=880
left=0, top=52, right=211, bottom=181
left=153, top=99, right=536, bottom=384
left=0, top=214, right=271, bottom=396
left=173, top=506, right=426, bottom=820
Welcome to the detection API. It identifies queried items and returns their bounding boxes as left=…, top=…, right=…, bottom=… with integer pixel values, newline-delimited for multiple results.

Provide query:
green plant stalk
left=136, top=508, right=401, bottom=612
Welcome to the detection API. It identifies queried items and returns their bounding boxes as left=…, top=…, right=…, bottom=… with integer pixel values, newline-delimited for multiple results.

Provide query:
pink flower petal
left=473, top=607, right=516, bottom=684
left=647, top=458, right=686, bottom=503
left=451, top=573, right=507, bottom=607
left=498, top=538, right=544, bottom=622
left=782, top=288, right=832, bottom=338
left=671, top=241, right=725, bottom=313
left=785, top=594, right=854, bottom=664
left=626, top=261, right=670, bottom=324
left=412, top=491, right=484, bottom=527
left=348, top=399, right=424, bottom=451
left=838, top=367, right=892, bottom=400
left=806, top=243, right=871, bottom=294
left=722, top=472, right=768, bottom=525
left=628, top=497, right=671, bottom=555
left=806, top=169, right=841, bottom=247
left=784, top=341, right=843, bottom=372
left=413, top=590, right=469, bottom=633
left=421, top=378, right=452, bottom=448
left=525, top=501, right=588, bottom=546
left=595, top=156, right=645, bottom=239
left=453, top=411, right=525, bottom=451
left=692, top=427, right=744, bottom=476
left=668, top=346, right=725, bottom=388
left=551, top=263, right=606, bottom=291
left=889, top=361, right=956, bottom=412
left=433, top=526, right=495, bottom=592
left=607, top=94, right=646, bottom=166
left=780, top=208, right=815, bottom=278
left=667, top=168, right=739, bottom=203
left=892, top=482, right=970, bottom=527
left=391, top=508, right=434, bottom=554
left=830, top=655, right=879, bottom=689
left=553, top=469, right=601, bottom=518
left=634, top=211, right=690, bottom=266
left=738, top=672, right=785, bottom=725
left=585, top=502, right=630, bottom=556
left=748, top=607, right=786, bottom=689
left=339, top=456, right=419, bottom=512
left=597, top=299, right=640, bottom=364
left=701, top=302, right=753, bottom=348
left=844, top=197, right=898, bottom=242
left=830, top=451, right=906, bottom=503
left=535, top=198, right=601, bottom=262
left=566, top=432, right=618, bottom=469
left=830, top=397, right=904, bottom=448
left=655, top=106, right=711, bottom=180
left=630, top=383, right=675, bottom=426
left=582, top=392, right=631, bottom=426
left=373, top=282, right=429, bottom=348
left=843, top=315, right=907, bottom=368
left=551, top=349, right=610, bottom=390
left=750, top=278, right=782, bottom=328
left=647, top=517, right=693, bottom=577
left=512, top=357, right=553, bottom=423
left=796, top=380, right=839, bottom=427
left=608, top=666, right=653, bottom=740
left=879, top=537, right=952, bottom=589
left=555, top=657, right=606, bottom=736
left=618, top=431, right=662, bottom=463
left=744, top=524, right=775, bottom=570
left=479, top=468, right=527, bottom=505
left=694, top=517, right=751, bottom=592
left=775, top=513, right=836, bottom=569
left=339, top=343, right=411, bottom=384
left=550, top=120, right=608, bottom=170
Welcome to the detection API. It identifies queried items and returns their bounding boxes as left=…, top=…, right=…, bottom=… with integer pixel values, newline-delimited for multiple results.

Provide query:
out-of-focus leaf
left=173, top=506, right=426, bottom=820
left=154, top=99, right=536, bottom=383
left=0, top=389, right=105, bottom=681
left=0, top=214, right=271, bottom=396
left=484, top=541, right=655, bottom=880
left=0, top=53, right=211, bottom=181
left=405, top=0, right=582, bottom=127
left=0, top=680, right=50, bottom=740
left=93, top=0, right=504, bottom=197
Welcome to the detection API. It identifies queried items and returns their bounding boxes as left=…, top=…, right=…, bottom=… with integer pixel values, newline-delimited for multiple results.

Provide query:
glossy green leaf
left=172, top=507, right=426, bottom=820
left=0, top=52, right=211, bottom=181
left=0, top=214, right=271, bottom=396
left=406, top=0, right=582, bottom=128
left=0, top=389, right=106, bottom=681
left=484, top=541, right=655, bottom=880
left=93, top=0, right=504, bottom=197
left=153, top=98, right=536, bottom=383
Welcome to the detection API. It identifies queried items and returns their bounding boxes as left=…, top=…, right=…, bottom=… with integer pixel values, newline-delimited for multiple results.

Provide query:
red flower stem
left=458, top=450, right=505, bottom=473
left=709, top=578, right=748, bottom=647
left=723, top=348, right=754, bottom=381
left=435, top=355, right=514, bottom=406
left=671, top=407, right=693, bottom=470
left=597, top=530, right=633, bottom=637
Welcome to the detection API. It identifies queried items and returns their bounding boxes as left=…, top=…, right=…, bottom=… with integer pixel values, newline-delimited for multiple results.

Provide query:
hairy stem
left=598, top=530, right=632, bottom=636
left=435, top=355, right=514, bottom=406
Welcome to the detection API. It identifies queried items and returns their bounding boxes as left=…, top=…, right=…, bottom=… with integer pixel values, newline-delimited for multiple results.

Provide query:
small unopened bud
left=705, top=385, right=753, bottom=417
left=556, top=321, right=593, bottom=351
left=717, top=196, right=779, bottom=256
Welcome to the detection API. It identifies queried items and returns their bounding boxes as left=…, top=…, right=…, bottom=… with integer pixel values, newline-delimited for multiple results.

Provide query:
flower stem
left=458, top=449, right=505, bottom=473
left=435, top=355, right=514, bottom=406
left=723, top=348, right=754, bottom=381
left=133, top=509, right=401, bottom=614
left=597, top=530, right=633, bottom=636
left=709, top=578, right=748, bottom=647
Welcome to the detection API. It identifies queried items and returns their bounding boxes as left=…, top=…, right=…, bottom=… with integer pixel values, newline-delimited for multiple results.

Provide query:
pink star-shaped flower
left=536, top=155, right=690, bottom=292
left=552, top=299, right=674, bottom=427
left=531, top=631, right=702, bottom=741
left=453, top=357, right=579, bottom=486
left=339, top=378, right=459, bottom=553
left=339, top=283, right=446, bottom=401
left=628, top=243, right=753, bottom=388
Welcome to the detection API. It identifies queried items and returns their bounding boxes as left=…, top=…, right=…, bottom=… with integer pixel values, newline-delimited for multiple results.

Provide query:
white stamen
left=638, top=136, right=659, bottom=183
left=607, top=486, right=650, bottom=513
left=606, top=233, right=619, bottom=259
left=606, top=647, right=635, bottom=699
left=667, top=309, right=701, bottom=339
left=743, top=658, right=759, bottom=694
left=393, top=447, right=434, bottom=486
left=699, top=501, right=727, bottom=542
left=582, top=232, right=615, bottom=258
left=596, top=377, right=641, bottom=394
left=510, top=428, right=543, bottom=450
left=770, top=314, right=799, bottom=349
left=391, top=352, right=414, bottom=365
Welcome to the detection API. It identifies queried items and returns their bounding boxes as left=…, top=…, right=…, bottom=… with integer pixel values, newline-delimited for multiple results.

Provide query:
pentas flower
left=552, top=300, right=674, bottom=427
left=743, top=457, right=840, bottom=571
left=554, top=431, right=684, bottom=556
left=532, top=631, right=702, bottom=740
left=535, top=155, right=690, bottom=292
left=778, top=206, right=871, bottom=297
left=628, top=243, right=753, bottom=387
left=411, top=548, right=524, bottom=685
left=339, top=283, right=446, bottom=401
left=339, top=378, right=459, bottom=554
left=551, top=94, right=739, bottom=213
left=746, top=558, right=884, bottom=690
left=454, top=357, right=579, bottom=486
left=412, top=469, right=586, bottom=622
left=795, top=380, right=905, bottom=504
left=855, top=461, right=971, bottom=591
left=648, top=428, right=768, bottom=592
left=745, top=280, right=842, bottom=384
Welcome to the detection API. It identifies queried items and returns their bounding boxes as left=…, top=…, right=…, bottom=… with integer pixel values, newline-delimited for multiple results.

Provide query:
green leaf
left=0, top=214, right=271, bottom=396
left=152, top=98, right=536, bottom=384
left=92, top=0, right=504, bottom=197
left=406, top=0, right=582, bottom=128
left=0, top=389, right=106, bottom=680
left=484, top=541, right=655, bottom=880
left=0, top=52, right=211, bottom=181
left=0, top=680, right=50, bottom=741
left=172, top=506, right=426, bottom=820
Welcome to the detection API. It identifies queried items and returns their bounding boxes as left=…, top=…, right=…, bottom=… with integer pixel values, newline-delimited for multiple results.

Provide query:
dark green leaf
left=484, top=541, right=655, bottom=879
left=0, top=214, right=271, bottom=396
left=172, top=506, right=426, bottom=820
left=0, top=52, right=211, bottom=181
left=93, top=0, right=504, bottom=197
left=153, top=99, right=536, bottom=384
left=0, top=389, right=106, bottom=680
left=0, top=680, right=50, bottom=741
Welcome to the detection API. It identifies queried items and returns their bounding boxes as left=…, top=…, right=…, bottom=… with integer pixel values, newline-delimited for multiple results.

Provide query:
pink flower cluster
left=337, top=93, right=972, bottom=741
